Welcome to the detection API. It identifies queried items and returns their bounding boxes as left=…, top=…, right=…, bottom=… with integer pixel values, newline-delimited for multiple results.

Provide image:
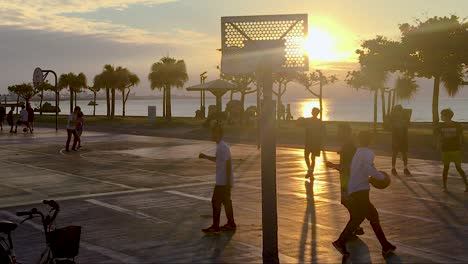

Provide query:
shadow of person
left=193, top=230, right=237, bottom=262
left=346, top=238, right=371, bottom=264
left=298, top=180, right=318, bottom=263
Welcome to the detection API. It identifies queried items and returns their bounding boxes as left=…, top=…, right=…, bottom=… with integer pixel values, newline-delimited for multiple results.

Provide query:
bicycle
left=0, top=200, right=81, bottom=264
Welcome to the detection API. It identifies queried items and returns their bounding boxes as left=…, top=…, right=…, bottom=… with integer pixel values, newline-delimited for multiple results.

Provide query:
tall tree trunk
left=122, top=90, right=126, bottom=117
left=162, top=87, right=166, bottom=118
left=230, top=90, right=234, bottom=101
left=39, top=91, right=44, bottom=116
left=166, top=85, right=172, bottom=121
left=240, top=91, right=246, bottom=124
left=93, top=92, right=96, bottom=116
left=111, top=88, right=115, bottom=117
left=319, top=81, right=323, bottom=120
left=69, top=88, right=74, bottom=113
left=380, top=88, right=386, bottom=122
left=106, top=87, right=110, bottom=117
left=16, top=95, right=19, bottom=114
left=391, top=89, right=396, bottom=110
left=74, top=91, right=77, bottom=109
left=432, top=75, right=440, bottom=138
left=373, top=89, right=378, bottom=133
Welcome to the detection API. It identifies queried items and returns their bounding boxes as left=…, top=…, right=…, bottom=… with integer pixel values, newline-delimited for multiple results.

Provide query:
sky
left=0, top=0, right=466, bottom=99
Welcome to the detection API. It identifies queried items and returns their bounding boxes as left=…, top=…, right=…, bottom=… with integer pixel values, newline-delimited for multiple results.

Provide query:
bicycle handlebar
left=16, top=208, right=39, bottom=217
left=43, top=200, right=59, bottom=210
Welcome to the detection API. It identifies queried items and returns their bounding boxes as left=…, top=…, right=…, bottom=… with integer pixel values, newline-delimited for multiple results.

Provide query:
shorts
left=392, top=131, right=408, bottom=153
left=442, top=151, right=462, bottom=166
left=305, top=146, right=321, bottom=157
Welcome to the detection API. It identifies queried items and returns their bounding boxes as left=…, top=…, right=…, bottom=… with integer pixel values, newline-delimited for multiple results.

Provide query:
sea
left=33, top=96, right=468, bottom=122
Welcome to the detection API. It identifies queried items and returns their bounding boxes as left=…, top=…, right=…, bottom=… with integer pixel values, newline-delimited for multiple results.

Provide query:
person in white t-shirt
left=333, top=131, right=396, bottom=259
left=65, top=106, right=80, bottom=151
left=14, top=105, right=31, bottom=133
left=199, top=125, right=236, bottom=233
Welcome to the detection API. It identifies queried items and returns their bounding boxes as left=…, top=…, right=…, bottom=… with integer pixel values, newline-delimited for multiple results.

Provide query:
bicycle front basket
left=47, top=225, right=81, bottom=258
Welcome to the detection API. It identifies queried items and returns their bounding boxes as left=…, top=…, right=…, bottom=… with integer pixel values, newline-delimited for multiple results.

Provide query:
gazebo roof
left=186, top=79, right=239, bottom=92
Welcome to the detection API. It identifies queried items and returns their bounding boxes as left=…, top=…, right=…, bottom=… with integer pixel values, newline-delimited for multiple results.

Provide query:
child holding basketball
left=326, top=123, right=364, bottom=237
left=333, top=131, right=395, bottom=258
left=437, top=109, right=468, bottom=192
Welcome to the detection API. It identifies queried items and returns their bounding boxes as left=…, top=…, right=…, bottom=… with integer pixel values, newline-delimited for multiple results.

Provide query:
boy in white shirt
left=333, top=131, right=395, bottom=258
left=14, top=105, right=31, bottom=133
left=199, top=125, right=236, bottom=233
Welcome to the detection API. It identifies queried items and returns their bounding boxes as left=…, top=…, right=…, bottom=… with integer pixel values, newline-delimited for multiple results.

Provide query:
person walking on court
left=333, top=131, right=396, bottom=258
left=437, top=109, right=468, bottom=192
left=299, top=107, right=325, bottom=178
left=326, top=123, right=364, bottom=237
left=390, top=105, right=411, bottom=176
left=76, top=111, right=84, bottom=149
left=0, top=106, right=5, bottom=131
left=26, top=103, right=35, bottom=132
left=199, top=125, right=236, bottom=233
left=7, top=107, right=14, bottom=133
left=14, top=105, right=30, bottom=133
left=65, top=106, right=80, bottom=152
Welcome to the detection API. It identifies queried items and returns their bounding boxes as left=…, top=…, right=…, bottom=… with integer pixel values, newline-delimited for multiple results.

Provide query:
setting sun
left=304, top=28, right=352, bottom=63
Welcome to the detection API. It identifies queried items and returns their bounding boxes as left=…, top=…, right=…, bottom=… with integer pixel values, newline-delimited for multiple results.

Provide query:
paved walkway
left=0, top=128, right=466, bottom=263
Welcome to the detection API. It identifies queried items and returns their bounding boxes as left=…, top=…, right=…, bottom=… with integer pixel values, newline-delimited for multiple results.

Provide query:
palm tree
left=273, top=71, right=296, bottom=120
left=148, top=57, right=188, bottom=121
left=58, top=72, right=87, bottom=113
left=94, top=65, right=116, bottom=117
left=399, top=16, right=466, bottom=131
left=87, top=85, right=101, bottom=116
left=346, top=68, right=388, bottom=132
left=115, top=67, right=140, bottom=117
left=296, top=70, right=338, bottom=120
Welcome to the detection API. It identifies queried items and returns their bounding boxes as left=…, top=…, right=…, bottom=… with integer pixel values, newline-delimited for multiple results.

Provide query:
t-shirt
left=0, top=108, right=5, bottom=119
left=215, top=140, right=233, bottom=186
left=19, top=109, right=28, bottom=122
left=67, top=113, right=77, bottom=130
left=339, top=141, right=356, bottom=192
left=6, top=111, right=13, bottom=123
left=438, top=122, right=463, bottom=152
left=76, top=117, right=84, bottom=131
left=347, top=147, right=385, bottom=195
left=301, top=117, right=324, bottom=147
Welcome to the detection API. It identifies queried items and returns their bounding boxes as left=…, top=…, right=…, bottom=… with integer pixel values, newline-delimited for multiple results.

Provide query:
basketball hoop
left=221, top=14, right=308, bottom=74
left=33, top=67, right=44, bottom=87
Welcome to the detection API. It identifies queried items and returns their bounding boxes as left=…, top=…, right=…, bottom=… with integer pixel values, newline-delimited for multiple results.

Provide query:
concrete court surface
left=0, top=128, right=466, bottom=263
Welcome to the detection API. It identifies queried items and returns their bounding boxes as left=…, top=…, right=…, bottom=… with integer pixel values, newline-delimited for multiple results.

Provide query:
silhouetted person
left=26, top=103, right=34, bottom=132
left=333, top=131, right=395, bottom=258
left=390, top=105, right=410, bottom=176
left=7, top=107, right=14, bottom=133
left=76, top=111, right=84, bottom=149
left=437, top=109, right=468, bottom=192
left=199, top=125, right=236, bottom=233
left=14, top=105, right=30, bottom=133
left=0, top=106, right=5, bottom=131
left=65, top=106, right=80, bottom=152
left=299, top=107, right=325, bottom=178
left=326, top=123, right=364, bottom=237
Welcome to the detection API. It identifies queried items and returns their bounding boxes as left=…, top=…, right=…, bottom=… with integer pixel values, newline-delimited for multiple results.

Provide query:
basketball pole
left=260, top=60, right=279, bottom=264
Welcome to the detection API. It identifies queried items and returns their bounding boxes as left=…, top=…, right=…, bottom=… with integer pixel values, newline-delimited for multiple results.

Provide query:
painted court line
left=164, top=189, right=466, bottom=263
left=0, top=159, right=136, bottom=190
left=0, top=211, right=142, bottom=264
left=86, top=199, right=168, bottom=224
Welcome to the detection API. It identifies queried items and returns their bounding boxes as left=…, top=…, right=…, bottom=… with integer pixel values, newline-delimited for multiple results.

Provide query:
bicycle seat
left=0, top=221, right=17, bottom=234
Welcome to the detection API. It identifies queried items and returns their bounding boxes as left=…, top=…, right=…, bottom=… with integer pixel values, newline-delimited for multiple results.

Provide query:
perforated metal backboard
left=221, top=14, right=308, bottom=74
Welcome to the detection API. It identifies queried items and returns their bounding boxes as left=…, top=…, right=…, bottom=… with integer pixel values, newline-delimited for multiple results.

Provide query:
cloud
left=0, top=0, right=214, bottom=45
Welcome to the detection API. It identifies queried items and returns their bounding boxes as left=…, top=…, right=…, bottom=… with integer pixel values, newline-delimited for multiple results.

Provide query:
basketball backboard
left=33, top=67, right=44, bottom=86
left=221, top=14, right=308, bottom=74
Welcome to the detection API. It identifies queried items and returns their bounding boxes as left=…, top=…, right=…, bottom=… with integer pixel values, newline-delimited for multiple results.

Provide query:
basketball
left=23, top=128, right=28, bottom=133
left=369, top=171, right=391, bottom=189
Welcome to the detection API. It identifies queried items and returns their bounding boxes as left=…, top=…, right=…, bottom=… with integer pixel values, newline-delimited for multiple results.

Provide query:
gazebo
left=186, top=79, right=240, bottom=115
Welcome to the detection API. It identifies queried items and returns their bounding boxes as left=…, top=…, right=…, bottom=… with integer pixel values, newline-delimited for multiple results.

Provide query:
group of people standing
left=0, top=104, right=35, bottom=133
left=65, top=106, right=84, bottom=152
left=300, top=106, right=466, bottom=258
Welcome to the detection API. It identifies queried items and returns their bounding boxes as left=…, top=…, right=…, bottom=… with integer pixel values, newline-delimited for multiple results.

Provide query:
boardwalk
left=0, top=129, right=466, bottom=263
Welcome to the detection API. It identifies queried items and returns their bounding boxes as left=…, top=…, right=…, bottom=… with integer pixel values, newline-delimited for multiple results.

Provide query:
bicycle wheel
left=0, top=238, right=13, bottom=264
